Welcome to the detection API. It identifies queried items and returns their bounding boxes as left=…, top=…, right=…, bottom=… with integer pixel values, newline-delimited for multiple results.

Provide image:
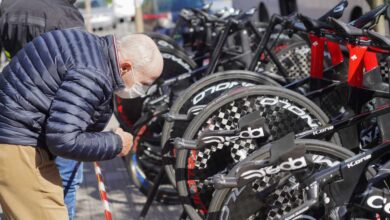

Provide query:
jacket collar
left=104, top=35, right=125, bottom=91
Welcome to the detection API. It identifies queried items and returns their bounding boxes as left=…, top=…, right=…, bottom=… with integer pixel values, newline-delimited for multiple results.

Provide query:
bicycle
left=127, top=6, right=310, bottom=202
left=169, top=3, right=390, bottom=219
left=195, top=17, right=390, bottom=220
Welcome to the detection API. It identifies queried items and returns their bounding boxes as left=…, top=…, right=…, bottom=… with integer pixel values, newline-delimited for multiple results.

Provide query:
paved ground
left=75, top=115, right=182, bottom=220
left=75, top=156, right=182, bottom=220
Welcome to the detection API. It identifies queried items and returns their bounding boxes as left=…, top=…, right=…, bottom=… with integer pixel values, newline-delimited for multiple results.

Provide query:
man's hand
left=114, top=128, right=133, bottom=157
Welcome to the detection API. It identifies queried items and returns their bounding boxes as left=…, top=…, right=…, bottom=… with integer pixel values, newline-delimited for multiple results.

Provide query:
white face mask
left=115, top=67, right=149, bottom=99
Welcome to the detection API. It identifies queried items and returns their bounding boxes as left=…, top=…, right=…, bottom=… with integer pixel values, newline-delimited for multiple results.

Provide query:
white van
left=112, top=0, right=135, bottom=23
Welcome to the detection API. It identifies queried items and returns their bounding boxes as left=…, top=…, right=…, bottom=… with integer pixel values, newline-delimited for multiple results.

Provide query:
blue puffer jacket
left=0, top=28, right=125, bottom=161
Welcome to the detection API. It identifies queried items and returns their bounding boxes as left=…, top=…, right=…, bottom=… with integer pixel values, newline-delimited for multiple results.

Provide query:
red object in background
left=346, top=43, right=379, bottom=88
left=347, top=44, right=367, bottom=87
left=115, top=96, right=137, bottom=129
left=309, top=34, right=326, bottom=79
left=364, top=51, right=379, bottom=72
left=309, top=32, right=380, bottom=88
left=327, top=41, right=344, bottom=66
left=309, top=34, right=344, bottom=79
left=143, top=12, right=169, bottom=20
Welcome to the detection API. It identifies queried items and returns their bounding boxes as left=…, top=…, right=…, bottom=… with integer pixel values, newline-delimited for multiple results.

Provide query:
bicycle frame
left=282, top=139, right=390, bottom=218
left=223, top=129, right=390, bottom=218
left=285, top=39, right=390, bottom=215
left=183, top=18, right=388, bottom=150
left=209, top=27, right=390, bottom=219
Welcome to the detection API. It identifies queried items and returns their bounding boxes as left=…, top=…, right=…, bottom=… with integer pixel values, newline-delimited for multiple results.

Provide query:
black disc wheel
left=161, top=70, right=280, bottom=187
left=175, top=86, right=341, bottom=219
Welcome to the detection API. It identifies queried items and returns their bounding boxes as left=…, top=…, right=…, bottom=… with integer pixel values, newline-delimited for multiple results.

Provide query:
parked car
left=75, top=0, right=116, bottom=31
left=112, top=0, right=135, bottom=23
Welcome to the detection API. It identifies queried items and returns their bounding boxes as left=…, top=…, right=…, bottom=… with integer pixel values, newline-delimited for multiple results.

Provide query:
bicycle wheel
left=207, top=139, right=354, bottom=220
left=122, top=47, right=197, bottom=202
left=264, top=40, right=311, bottom=84
left=128, top=114, right=180, bottom=204
left=114, top=46, right=197, bottom=131
left=145, top=32, right=189, bottom=56
left=175, top=86, right=341, bottom=219
left=161, top=71, right=281, bottom=187
left=254, top=22, right=304, bottom=53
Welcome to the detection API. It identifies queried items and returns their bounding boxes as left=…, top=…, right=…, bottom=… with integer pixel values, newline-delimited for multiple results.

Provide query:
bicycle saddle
left=296, top=0, right=348, bottom=34
left=193, top=8, right=221, bottom=23
left=231, top=7, right=257, bottom=24
left=202, top=3, right=212, bottom=11
left=243, top=7, right=256, bottom=17
left=215, top=7, right=239, bottom=20
left=367, top=30, right=390, bottom=49
left=329, top=17, right=364, bottom=36
left=298, top=14, right=334, bottom=33
left=179, top=9, right=195, bottom=21
left=349, top=4, right=388, bottom=29
left=318, top=0, right=348, bottom=22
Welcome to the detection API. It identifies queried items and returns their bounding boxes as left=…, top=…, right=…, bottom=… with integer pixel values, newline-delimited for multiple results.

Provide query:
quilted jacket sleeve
left=45, top=68, right=122, bottom=161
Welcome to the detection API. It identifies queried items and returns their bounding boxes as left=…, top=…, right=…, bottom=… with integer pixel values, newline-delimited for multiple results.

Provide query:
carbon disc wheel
left=161, top=71, right=281, bottom=187
left=207, top=139, right=355, bottom=220
left=175, top=86, right=341, bottom=220
left=264, top=40, right=312, bottom=84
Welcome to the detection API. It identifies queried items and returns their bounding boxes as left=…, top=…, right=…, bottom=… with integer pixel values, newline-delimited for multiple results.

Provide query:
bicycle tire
left=207, top=139, right=355, bottom=220
left=121, top=47, right=197, bottom=202
left=145, top=32, right=189, bottom=56
left=161, top=70, right=281, bottom=187
left=127, top=115, right=180, bottom=204
left=175, top=85, right=341, bottom=220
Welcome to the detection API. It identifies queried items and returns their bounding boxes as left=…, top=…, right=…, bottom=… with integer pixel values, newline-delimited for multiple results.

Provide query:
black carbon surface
left=184, top=95, right=323, bottom=213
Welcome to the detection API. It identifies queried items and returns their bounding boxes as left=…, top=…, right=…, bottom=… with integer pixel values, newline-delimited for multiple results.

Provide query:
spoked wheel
left=161, top=71, right=281, bottom=187
left=175, top=86, right=341, bottom=219
left=207, top=139, right=355, bottom=220
left=122, top=47, right=197, bottom=203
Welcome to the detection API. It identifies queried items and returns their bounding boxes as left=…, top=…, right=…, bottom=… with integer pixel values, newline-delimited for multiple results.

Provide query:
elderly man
left=0, top=29, right=163, bottom=219
left=0, top=1, right=86, bottom=218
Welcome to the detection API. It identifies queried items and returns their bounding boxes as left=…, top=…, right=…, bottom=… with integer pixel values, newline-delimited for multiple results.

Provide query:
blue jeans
left=55, top=157, right=83, bottom=220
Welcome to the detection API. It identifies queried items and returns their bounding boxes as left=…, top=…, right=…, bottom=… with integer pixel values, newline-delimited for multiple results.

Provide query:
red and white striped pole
left=93, top=162, right=113, bottom=220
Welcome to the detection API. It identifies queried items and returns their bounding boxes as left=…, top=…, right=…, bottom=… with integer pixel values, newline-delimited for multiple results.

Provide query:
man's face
left=119, top=61, right=159, bottom=88
left=119, top=61, right=161, bottom=89
left=115, top=42, right=164, bottom=99
left=115, top=55, right=163, bottom=99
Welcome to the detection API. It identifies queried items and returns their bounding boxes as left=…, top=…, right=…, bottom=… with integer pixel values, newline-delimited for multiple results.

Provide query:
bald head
left=117, top=34, right=163, bottom=88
